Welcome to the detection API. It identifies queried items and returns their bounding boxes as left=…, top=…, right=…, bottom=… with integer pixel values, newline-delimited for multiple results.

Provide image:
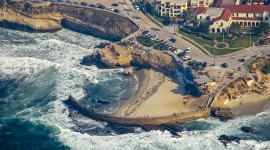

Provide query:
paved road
left=113, top=0, right=270, bottom=67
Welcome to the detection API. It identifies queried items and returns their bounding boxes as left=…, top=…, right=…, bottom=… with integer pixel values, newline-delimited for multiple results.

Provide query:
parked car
left=181, top=55, right=191, bottom=60
left=134, top=6, right=139, bottom=10
left=80, top=2, right=88, bottom=6
left=169, top=38, right=176, bottom=43
left=142, top=30, right=149, bottom=35
left=222, top=63, right=228, bottom=68
left=111, top=3, right=118, bottom=7
left=89, top=4, right=96, bottom=7
left=107, top=7, right=114, bottom=11
left=173, top=49, right=182, bottom=54
left=114, top=9, right=120, bottom=13
left=185, top=47, right=192, bottom=52
left=96, top=4, right=106, bottom=9
left=202, top=62, right=207, bottom=67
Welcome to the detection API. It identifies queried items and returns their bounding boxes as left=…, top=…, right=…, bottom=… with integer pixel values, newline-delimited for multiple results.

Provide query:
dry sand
left=113, top=69, right=196, bottom=118
left=226, top=92, right=270, bottom=117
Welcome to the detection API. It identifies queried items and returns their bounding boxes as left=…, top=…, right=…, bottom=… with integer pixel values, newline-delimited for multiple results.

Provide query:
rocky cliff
left=0, top=0, right=139, bottom=41
left=214, top=57, right=270, bottom=108
left=83, top=43, right=179, bottom=75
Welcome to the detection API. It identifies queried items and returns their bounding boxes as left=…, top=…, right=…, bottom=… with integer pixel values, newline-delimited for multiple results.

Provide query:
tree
left=182, top=9, right=193, bottom=21
left=229, top=22, right=240, bottom=35
left=198, top=22, right=209, bottom=33
left=253, top=22, right=269, bottom=36
left=190, top=19, right=199, bottom=28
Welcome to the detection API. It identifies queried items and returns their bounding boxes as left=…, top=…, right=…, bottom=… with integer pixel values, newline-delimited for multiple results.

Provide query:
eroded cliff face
left=0, top=0, right=139, bottom=41
left=83, top=43, right=179, bottom=75
left=216, top=57, right=270, bottom=105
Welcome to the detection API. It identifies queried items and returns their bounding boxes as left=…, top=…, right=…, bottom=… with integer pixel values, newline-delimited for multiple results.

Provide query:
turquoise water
left=0, top=28, right=270, bottom=150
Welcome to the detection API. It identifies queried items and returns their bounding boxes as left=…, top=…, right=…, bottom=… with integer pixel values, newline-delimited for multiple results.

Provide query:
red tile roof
left=193, top=7, right=207, bottom=14
left=221, top=5, right=270, bottom=14
left=213, top=8, right=232, bottom=22
left=232, top=17, right=263, bottom=21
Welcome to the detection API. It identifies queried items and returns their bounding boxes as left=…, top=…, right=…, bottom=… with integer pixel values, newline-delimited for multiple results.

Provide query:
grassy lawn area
left=136, top=35, right=157, bottom=47
left=179, top=29, right=258, bottom=55
left=153, top=42, right=167, bottom=50
left=179, top=30, right=215, bottom=46
left=206, top=47, right=242, bottom=55
left=205, top=33, right=224, bottom=39
left=216, top=43, right=227, bottom=48
left=218, top=35, right=258, bottom=48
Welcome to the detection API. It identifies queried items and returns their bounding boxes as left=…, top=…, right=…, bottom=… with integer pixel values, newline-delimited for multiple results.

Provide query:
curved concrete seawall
left=65, top=96, right=211, bottom=125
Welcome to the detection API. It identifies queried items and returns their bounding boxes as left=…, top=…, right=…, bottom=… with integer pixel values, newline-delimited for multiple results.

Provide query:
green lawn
left=179, top=30, right=257, bottom=55
left=218, top=35, right=258, bottom=48
left=179, top=31, right=215, bottom=46
left=153, top=42, right=167, bottom=50
left=206, top=47, right=242, bottom=55
left=206, top=33, right=224, bottom=39
left=216, top=43, right=227, bottom=48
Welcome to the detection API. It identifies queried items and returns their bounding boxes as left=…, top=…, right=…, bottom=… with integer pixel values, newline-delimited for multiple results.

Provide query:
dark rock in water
left=211, top=107, right=233, bottom=122
left=96, top=99, right=111, bottom=105
left=94, top=42, right=110, bottom=49
left=91, top=99, right=111, bottom=105
left=141, top=123, right=183, bottom=137
left=240, top=126, right=255, bottom=133
left=218, top=135, right=241, bottom=148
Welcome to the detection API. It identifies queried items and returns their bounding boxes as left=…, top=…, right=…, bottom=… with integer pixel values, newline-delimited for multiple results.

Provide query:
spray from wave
left=0, top=29, right=270, bottom=150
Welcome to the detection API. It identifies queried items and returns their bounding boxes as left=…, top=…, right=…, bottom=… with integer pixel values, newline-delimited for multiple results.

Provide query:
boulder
left=123, top=68, right=133, bottom=76
left=211, top=107, right=233, bottom=121
left=218, top=135, right=241, bottom=148
left=240, top=126, right=255, bottom=133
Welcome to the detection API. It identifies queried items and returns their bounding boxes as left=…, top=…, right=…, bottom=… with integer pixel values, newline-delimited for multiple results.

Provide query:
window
left=200, top=16, right=202, bottom=19
left=254, top=13, right=256, bottom=17
left=236, top=13, right=239, bottom=17
left=266, top=17, right=268, bottom=20
left=246, top=13, right=248, bottom=17
left=221, top=22, right=223, bottom=26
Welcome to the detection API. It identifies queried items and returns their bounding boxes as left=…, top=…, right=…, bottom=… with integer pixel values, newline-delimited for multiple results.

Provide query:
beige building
left=194, top=5, right=270, bottom=33
left=155, top=0, right=188, bottom=17
left=188, top=0, right=214, bottom=8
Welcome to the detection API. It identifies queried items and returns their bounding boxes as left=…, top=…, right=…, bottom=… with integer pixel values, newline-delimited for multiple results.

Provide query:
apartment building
left=188, top=0, right=214, bottom=8
left=155, top=0, right=187, bottom=17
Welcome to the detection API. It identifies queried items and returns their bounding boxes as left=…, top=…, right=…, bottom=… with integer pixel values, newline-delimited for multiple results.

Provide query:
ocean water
left=0, top=29, right=270, bottom=150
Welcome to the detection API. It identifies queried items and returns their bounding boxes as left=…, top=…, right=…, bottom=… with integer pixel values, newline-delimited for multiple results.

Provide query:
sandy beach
left=113, top=69, right=196, bottom=118
left=226, top=92, right=270, bottom=117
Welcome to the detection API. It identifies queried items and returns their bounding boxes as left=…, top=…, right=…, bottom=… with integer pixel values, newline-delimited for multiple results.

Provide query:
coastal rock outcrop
left=123, top=68, right=133, bottom=76
left=240, top=126, right=255, bottom=133
left=83, top=43, right=179, bottom=75
left=218, top=135, right=241, bottom=147
left=0, top=0, right=139, bottom=41
left=211, top=107, right=233, bottom=121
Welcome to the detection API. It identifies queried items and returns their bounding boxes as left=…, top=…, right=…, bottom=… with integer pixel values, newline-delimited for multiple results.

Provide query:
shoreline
left=229, top=93, right=270, bottom=117
left=114, top=69, right=198, bottom=118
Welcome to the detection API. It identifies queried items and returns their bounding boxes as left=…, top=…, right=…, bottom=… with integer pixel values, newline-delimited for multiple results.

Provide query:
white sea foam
left=1, top=28, right=270, bottom=150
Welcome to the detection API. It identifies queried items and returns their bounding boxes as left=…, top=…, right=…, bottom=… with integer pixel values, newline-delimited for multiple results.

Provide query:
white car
left=185, top=47, right=192, bottom=52
left=181, top=55, right=191, bottom=60
left=135, top=6, right=139, bottom=10
left=107, top=7, right=114, bottom=11
left=173, top=49, right=182, bottom=54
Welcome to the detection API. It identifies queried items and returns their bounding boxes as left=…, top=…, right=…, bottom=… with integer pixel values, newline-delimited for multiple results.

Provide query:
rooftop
left=195, top=75, right=212, bottom=85
left=221, top=5, right=270, bottom=14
